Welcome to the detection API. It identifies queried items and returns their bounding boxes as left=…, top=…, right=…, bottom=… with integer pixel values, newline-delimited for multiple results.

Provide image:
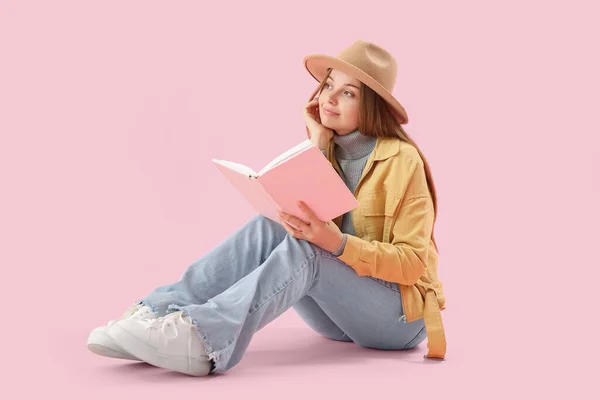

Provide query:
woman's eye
left=324, top=83, right=353, bottom=98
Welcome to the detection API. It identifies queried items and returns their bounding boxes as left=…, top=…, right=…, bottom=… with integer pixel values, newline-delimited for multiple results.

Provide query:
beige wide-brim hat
left=303, top=40, right=409, bottom=125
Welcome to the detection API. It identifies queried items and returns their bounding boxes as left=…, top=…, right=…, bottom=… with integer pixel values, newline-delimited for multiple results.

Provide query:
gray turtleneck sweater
left=320, top=129, right=377, bottom=256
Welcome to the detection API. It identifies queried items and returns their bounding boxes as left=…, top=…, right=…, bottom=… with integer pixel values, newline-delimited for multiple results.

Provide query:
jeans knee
left=248, top=214, right=266, bottom=226
left=250, top=214, right=284, bottom=233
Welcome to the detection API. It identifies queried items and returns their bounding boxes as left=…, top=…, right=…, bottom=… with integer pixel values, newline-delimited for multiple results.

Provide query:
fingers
left=297, top=201, right=317, bottom=223
left=304, top=99, right=317, bottom=108
left=305, top=99, right=320, bottom=113
left=279, top=216, right=303, bottom=238
left=279, top=211, right=310, bottom=231
left=304, top=103, right=318, bottom=118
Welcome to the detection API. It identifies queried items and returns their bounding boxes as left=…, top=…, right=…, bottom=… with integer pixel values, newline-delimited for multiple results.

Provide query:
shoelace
left=126, top=303, right=145, bottom=315
left=146, top=311, right=194, bottom=373
left=131, top=306, right=152, bottom=319
left=109, top=303, right=146, bottom=326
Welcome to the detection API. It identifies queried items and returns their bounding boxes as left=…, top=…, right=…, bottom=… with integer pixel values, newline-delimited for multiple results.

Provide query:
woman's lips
left=323, top=108, right=339, bottom=116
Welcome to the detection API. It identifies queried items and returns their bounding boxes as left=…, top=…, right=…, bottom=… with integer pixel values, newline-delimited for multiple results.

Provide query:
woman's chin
left=321, top=121, right=336, bottom=130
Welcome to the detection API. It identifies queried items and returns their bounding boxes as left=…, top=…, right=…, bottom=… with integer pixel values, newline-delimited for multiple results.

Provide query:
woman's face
left=318, top=69, right=361, bottom=135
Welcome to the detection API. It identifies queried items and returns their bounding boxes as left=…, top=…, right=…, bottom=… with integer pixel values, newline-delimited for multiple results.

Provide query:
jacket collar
left=327, top=135, right=400, bottom=178
left=372, top=136, right=400, bottom=161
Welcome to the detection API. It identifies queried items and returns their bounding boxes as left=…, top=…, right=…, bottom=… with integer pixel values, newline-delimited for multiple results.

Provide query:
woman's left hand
left=279, top=201, right=344, bottom=254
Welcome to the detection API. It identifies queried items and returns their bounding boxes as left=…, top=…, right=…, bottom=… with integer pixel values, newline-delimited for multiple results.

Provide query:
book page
left=213, top=162, right=279, bottom=219
left=258, top=139, right=313, bottom=176
left=212, top=159, right=257, bottom=177
left=257, top=146, right=359, bottom=223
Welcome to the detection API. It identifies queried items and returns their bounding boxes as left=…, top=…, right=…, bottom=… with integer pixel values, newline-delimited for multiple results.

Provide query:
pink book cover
left=212, top=140, right=359, bottom=224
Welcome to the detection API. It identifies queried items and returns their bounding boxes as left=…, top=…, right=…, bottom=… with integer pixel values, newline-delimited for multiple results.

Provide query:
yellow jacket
left=325, top=136, right=447, bottom=359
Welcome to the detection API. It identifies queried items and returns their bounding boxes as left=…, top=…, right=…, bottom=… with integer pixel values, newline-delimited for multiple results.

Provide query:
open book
left=212, top=139, right=359, bottom=223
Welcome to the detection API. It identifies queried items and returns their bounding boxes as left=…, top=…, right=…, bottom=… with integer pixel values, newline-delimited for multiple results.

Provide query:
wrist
left=311, top=136, right=330, bottom=150
left=330, top=233, right=346, bottom=256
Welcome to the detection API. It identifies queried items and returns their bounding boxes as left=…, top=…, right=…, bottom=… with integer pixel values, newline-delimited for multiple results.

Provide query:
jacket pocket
left=360, top=191, right=399, bottom=241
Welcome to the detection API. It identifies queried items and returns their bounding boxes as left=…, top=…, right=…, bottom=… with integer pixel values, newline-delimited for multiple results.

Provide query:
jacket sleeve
left=336, top=160, right=435, bottom=286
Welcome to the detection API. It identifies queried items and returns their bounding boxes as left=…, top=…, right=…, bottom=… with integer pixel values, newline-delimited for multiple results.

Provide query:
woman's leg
left=304, top=272, right=427, bottom=351
left=292, top=296, right=353, bottom=342
left=139, top=214, right=287, bottom=316
left=148, top=235, right=425, bottom=374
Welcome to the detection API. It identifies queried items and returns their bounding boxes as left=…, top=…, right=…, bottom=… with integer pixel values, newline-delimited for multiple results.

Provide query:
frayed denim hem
left=166, top=304, right=231, bottom=375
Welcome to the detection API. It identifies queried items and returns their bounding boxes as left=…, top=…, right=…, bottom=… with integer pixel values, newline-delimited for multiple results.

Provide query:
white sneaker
left=87, top=303, right=157, bottom=361
left=107, top=311, right=213, bottom=376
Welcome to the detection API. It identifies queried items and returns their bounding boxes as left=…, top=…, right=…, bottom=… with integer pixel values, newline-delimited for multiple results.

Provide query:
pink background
left=1, top=0, right=598, bottom=398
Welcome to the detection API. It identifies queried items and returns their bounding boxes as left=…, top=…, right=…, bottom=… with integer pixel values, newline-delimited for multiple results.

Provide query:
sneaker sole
left=108, top=323, right=212, bottom=376
left=87, top=329, right=141, bottom=361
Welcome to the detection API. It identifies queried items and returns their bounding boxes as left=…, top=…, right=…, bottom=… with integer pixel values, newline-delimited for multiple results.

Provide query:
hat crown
left=337, top=40, right=397, bottom=91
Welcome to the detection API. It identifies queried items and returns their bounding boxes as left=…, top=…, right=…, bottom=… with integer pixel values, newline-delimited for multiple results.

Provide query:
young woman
left=87, top=40, right=447, bottom=376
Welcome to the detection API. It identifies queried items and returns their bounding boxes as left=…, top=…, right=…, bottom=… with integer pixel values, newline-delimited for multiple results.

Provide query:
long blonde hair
left=306, top=68, right=439, bottom=253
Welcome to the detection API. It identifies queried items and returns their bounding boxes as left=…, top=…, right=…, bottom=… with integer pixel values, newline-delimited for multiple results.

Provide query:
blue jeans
left=139, top=215, right=426, bottom=373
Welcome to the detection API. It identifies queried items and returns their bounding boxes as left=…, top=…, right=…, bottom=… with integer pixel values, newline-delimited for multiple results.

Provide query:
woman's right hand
left=304, top=99, right=334, bottom=150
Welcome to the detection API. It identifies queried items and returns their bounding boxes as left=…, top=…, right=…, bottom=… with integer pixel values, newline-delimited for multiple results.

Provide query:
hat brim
left=303, top=54, right=408, bottom=124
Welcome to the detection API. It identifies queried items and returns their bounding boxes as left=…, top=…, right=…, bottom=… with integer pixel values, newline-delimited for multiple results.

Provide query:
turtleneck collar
left=333, top=128, right=377, bottom=160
